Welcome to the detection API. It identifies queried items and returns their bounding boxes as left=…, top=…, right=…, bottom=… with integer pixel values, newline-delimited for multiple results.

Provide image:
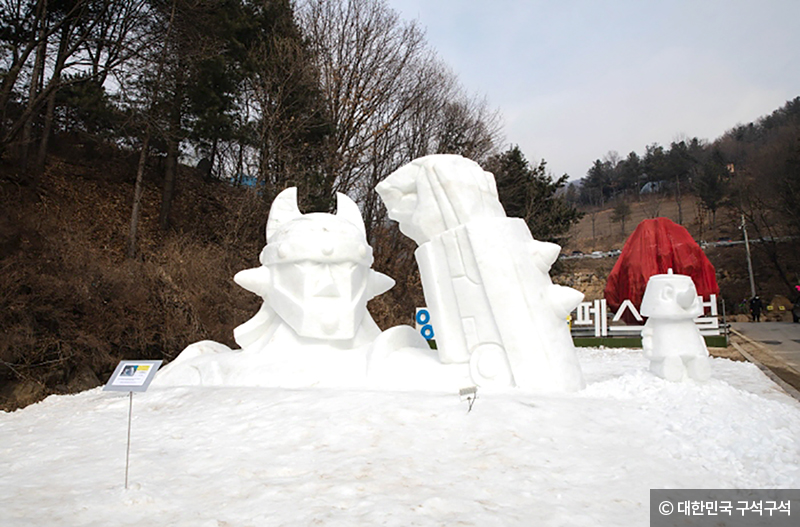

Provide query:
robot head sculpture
left=640, top=269, right=703, bottom=320
left=234, top=187, right=394, bottom=341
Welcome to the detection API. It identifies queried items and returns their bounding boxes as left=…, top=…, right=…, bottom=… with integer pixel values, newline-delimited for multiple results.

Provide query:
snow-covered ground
left=1, top=347, right=799, bottom=526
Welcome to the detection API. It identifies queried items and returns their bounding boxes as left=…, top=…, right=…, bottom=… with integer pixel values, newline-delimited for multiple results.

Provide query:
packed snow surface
left=2, top=348, right=799, bottom=526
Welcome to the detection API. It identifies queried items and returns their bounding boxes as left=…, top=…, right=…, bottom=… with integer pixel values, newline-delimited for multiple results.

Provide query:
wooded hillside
left=2, top=0, right=797, bottom=410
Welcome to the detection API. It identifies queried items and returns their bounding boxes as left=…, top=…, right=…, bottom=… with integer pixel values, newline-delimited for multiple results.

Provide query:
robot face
left=233, top=187, right=394, bottom=341
left=640, top=270, right=703, bottom=319
left=268, top=260, right=370, bottom=340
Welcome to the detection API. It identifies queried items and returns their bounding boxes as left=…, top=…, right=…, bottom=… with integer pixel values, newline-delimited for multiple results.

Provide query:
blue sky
left=388, top=0, right=800, bottom=181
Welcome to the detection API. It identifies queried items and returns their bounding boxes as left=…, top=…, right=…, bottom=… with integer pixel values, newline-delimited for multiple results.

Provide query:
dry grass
left=564, top=194, right=741, bottom=254
left=368, top=223, right=425, bottom=330
left=559, top=193, right=800, bottom=315
left=3, top=147, right=796, bottom=410
left=0, top=147, right=428, bottom=410
left=0, top=152, right=265, bottom=410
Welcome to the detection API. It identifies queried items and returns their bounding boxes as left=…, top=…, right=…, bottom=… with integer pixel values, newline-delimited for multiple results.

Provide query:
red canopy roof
left=604, top=217, right=719, bottom=320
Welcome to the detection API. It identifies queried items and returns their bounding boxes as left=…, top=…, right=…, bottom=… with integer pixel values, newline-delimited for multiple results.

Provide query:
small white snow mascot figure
left=639, top=269, right=711, bottom=382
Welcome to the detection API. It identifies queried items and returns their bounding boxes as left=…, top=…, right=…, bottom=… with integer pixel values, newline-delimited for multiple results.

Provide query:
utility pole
left=741, top=214, right=756, bottom=298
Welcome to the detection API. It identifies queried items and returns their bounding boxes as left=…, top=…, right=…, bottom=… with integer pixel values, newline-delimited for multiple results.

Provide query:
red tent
left=604, top=217, right=719, bottom=322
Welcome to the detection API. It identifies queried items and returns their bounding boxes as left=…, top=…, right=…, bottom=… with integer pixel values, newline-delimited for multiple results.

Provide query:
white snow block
left=640, top=270, right=711, bottom=382
left=377, top=154, right=585, bottom=392
left=155, top=186, right=475, bottom=390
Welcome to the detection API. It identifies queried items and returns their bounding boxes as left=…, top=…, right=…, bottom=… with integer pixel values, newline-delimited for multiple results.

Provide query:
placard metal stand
left=103, top=360, right=162, bottom=489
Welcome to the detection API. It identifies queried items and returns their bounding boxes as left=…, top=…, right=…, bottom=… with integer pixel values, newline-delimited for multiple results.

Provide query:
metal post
left=125, top=391, right=133, bottom=489
left=741, top=214, right=756, bottom=299
left=721, top=297, right=728, bottom=347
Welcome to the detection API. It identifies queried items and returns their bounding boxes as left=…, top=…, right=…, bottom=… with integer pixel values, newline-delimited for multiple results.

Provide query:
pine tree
left=484, top=146, right=583, bottom=245
left=694, top=150, right=728, bottom=227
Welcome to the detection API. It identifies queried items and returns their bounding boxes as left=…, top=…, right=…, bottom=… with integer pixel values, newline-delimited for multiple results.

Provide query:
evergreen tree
left=484, top=145, right=583, bottom=244
left=581, top=159, right=613, bottom=205
left=642, top=143, right=668, bottom=185
left=615, top=151, right=642, bottom=195
left=694, top=150, right=728, bottom=227
left=779, top=138, right=800, bottom=236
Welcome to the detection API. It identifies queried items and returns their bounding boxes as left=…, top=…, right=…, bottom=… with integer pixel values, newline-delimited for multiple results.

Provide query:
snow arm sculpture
left=376, top=155, right=585, bottom=392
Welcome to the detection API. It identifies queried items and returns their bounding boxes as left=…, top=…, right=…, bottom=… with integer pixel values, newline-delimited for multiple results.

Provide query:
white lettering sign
left=572, top=296, right=720, bottom=338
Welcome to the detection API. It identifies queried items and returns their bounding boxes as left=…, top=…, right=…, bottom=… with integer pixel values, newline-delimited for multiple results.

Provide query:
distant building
left=639, top=181, right=666, bottom=194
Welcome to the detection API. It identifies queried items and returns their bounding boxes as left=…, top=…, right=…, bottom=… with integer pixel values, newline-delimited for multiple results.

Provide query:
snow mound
left=1, top=348, right=798, bottom=526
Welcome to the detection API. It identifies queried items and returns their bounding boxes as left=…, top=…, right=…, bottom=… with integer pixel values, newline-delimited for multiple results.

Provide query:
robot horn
left=336, top=192, right=366, bottom=236
left=266, top=187, right=303, bottom=242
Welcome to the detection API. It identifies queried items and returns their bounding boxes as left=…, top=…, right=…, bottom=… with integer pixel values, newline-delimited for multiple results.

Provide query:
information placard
left=103, top=360, right=162, bottom=392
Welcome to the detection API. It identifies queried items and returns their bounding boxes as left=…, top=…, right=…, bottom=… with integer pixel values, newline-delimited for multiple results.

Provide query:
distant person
left=749, top=296, right=764, bottom=322
left=795, top=286, right=800, bottom=323
left=197, top=157, right=212, bottom=181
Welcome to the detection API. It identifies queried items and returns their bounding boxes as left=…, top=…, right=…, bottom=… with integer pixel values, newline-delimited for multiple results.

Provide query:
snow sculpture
left=376, top=154, right=585, bottom=392
left=640, top=269, right=711, bottom=382
left=156, top=187, right=471, bottom=390
left=232, top=187, right=394, bottom=349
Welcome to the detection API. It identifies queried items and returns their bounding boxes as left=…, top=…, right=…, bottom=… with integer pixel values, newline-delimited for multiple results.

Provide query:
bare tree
left=247, top=11, right=330, bottom=210
left=300, top=0, right=430, bottom=197
left=611, top=200, right=631, bottom=234
left=127, top=0, right=176, bottom=258
left=603, top=150, right=621, bottom=169
left=639, top=192, right=664, bottom=219
left=1, top=0, right=151, bottom=179
left=299, top=0, right=502, bottom=241
left=729, top=127, right=800, bottom=295
left=588, top=208, right=599, bottom=246
left=397, top=59, right=454, bottom=160
left=33, top=2, right=98, bottom=176
left=435, top=94, right=502, bottom=162
left=0, top=0, right=87, bottom=156
left=18, top=0, right=47, bottom=171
